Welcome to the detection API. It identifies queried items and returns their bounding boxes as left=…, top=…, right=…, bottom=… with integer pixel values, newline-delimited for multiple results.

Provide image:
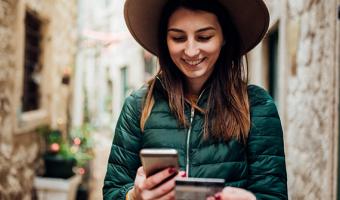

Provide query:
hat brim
left=124, top=0, right=269, bottom=56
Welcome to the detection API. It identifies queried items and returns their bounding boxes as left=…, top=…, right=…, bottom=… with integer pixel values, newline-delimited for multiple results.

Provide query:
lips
left=182, top=58, right=206, bottom=66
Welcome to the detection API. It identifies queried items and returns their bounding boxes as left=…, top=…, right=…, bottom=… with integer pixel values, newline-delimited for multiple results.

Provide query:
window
left=105, top=68, right=113, bottom=113
left=120, top=66, right=128, bottom=102
left=105, top=0, right=111, bottom=7
left=144, top=51, right=156, bottom=78
left=22, top=11, right=42, bottom=112
left=268, top=29, right=279, bottom=103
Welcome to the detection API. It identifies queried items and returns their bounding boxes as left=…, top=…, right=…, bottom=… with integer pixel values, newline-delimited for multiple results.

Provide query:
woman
left=103, top=0, right=287, bottom=199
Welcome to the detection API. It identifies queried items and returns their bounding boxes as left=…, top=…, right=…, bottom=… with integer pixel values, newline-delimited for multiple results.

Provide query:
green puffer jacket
left=103, top=80, right=287, bottom=200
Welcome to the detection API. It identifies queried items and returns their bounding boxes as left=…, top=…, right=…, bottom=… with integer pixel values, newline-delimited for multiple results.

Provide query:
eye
left=197, top=35, right=213, bottom=42
left=171, top=36, right=186, bottom=42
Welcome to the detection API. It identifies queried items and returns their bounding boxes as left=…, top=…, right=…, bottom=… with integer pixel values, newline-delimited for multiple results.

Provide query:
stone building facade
left=249, top=0, right=340, bottom=199
left=0, top=0, right=77, bottom=199
left=73, top=0, right=148, bottom=129
left=73, top=0, right=151, bottom=199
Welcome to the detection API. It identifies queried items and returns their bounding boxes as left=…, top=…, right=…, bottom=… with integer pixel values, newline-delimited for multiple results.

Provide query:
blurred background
left=0, top=0, right=339, bottom=199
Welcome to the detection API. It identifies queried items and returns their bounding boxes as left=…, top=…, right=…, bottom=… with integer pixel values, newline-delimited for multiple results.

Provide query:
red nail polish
left=181, top=172, right=186, bottom=177
left=214, top=194, right=221, bottom=200
left=168, top=167, right=176, bottom=174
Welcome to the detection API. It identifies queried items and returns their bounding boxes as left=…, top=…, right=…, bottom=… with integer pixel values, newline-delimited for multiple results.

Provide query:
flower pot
left=43, top=154, right=76, bottom=179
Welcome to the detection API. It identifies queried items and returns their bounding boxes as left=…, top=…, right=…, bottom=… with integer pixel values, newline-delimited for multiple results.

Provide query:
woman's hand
left=207, top=187, right=256, bottom=200
left=129, top=166, right=186, bottom=200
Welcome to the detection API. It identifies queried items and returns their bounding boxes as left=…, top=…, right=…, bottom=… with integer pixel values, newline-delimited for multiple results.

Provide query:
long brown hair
left=140, top=0, right=250, bottom=143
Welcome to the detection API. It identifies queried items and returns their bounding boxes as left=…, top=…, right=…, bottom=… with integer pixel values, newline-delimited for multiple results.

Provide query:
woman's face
left=167, top=7, right=224, bottom=87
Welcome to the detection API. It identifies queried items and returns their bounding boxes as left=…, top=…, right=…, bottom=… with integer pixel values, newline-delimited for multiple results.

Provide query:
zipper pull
left=190, top=106, right=195, bottom=122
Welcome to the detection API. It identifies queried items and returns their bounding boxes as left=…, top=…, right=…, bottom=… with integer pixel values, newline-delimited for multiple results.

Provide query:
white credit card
left=175, top=177, right=225, bottom=200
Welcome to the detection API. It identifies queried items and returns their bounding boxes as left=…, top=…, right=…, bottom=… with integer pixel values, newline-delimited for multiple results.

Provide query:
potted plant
left=37, top=124, right=94, bottom=179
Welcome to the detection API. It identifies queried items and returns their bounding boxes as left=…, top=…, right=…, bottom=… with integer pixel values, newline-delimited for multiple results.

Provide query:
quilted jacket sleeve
left=103, top=92, right=143, bottom=200
left=246, top=85, right=288, bottom=200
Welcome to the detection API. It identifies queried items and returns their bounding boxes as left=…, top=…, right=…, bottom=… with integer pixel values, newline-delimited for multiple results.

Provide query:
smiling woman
left=166, top=8, right=224, bottom=95
left=103, top=0, right=287, bottom=200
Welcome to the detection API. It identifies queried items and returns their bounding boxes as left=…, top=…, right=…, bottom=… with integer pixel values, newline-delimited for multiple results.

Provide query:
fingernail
left=181, top=172, right=186, bottom=177
left=168, top=167, right=176, bottom=174
left=214, top=194, right=221, bottom=200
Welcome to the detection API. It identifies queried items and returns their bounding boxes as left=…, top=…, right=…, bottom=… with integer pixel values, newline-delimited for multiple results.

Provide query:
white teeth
left=184, top=58, right=204, bottom=66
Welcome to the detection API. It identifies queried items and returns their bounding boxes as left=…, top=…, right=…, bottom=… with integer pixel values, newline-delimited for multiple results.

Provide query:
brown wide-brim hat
left=124, top=0, right=269, bottom=56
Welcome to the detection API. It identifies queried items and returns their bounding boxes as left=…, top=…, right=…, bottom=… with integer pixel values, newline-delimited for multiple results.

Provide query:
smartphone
left=140, top=148, right=179, bottom=177
left=175, top=177, right=225, bottom=200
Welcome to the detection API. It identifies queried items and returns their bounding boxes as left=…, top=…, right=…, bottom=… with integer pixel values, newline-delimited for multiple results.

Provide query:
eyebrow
left=167, top=27, right=216, bottom=33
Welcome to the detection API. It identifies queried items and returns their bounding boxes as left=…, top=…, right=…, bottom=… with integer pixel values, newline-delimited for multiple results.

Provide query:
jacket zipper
left=185, top=106, right=195, bottom=177
left=155, top=76, right=208, bottom=177
left=185, top=89, right=206, bottom=177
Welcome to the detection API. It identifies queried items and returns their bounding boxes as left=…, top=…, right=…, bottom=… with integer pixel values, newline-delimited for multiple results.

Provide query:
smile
left=183, top=58, right=206, bottom=66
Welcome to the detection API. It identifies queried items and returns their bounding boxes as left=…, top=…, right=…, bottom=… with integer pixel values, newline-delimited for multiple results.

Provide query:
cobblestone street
left=88, top=129, right=113, bottom=200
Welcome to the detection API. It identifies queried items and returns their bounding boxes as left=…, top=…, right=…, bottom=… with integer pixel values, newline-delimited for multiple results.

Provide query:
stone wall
left=0, top=1, right=21, bottom=198
left=0, top=0, right=77, bottom=199
left=250, top=0, right=340, bottom=199
left=285, top=0, right=339, bottom=199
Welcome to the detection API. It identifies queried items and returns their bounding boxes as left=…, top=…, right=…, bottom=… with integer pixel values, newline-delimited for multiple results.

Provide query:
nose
left=184, top=40, right=200, bottom=58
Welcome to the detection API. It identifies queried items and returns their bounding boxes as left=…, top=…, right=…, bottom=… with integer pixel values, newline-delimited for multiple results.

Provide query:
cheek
left=167, top=43, right=183, bottom=58
left=203, top=42, right=222, bottom=55
left=204, top=45, right=222, bottom=67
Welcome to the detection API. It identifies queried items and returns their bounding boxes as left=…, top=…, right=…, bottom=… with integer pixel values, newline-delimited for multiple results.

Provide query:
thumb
left=223, top=187, right=238, bottom=193
left=137, top=166, right=146, bottom=176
